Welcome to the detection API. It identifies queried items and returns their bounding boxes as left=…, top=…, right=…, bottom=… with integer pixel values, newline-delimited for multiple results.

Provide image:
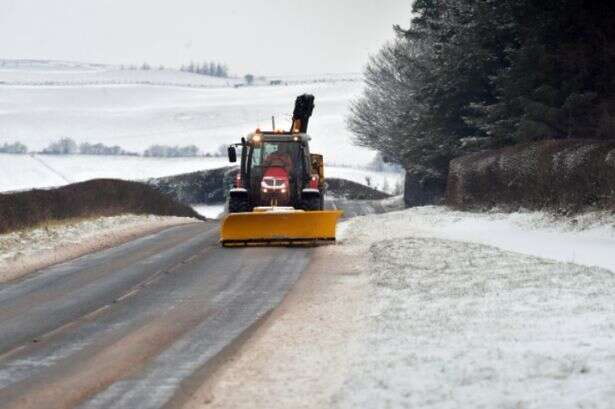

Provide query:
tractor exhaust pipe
left=290, top=94, right=315, bottom=133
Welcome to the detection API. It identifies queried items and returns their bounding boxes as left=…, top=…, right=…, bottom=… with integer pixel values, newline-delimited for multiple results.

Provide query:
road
left=0, top=198, right=392, bottom=409
left=0, top=221, right=312, bottom=409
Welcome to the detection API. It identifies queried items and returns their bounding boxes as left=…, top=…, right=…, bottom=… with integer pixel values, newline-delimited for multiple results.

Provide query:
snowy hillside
left=0, top=60, right=371, bottom=166
left=0, top=60, right=394, bottom=193
left=0, top=59, right=238, bottom=87
left=0, top=154, right=227, bottom=192
left=0, top=153, right=402, bottom=194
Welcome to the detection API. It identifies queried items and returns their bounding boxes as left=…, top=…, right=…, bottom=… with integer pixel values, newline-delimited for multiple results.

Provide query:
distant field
left=0, top=60, right=239, bottom=87
left=0, top=154, right=226, bottom=192
left=0, top=61, right=395, bottom=193
left=0, top=153, right=403, bottom=194
left=0, top=64, right=369, bottom=166
left=0, top=60, right=360, bottom=87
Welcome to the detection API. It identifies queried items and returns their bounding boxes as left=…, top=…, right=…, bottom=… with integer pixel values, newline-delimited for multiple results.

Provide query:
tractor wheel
left=228, top=196, right=251, bottom=213
left=302, top=196, right=321, bottom=211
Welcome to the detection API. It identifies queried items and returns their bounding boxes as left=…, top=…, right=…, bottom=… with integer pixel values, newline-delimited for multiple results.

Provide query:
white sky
left=0, top=0, right=411, bottom=75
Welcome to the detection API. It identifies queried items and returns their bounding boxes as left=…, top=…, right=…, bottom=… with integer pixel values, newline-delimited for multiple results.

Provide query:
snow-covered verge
left=341, top=206, right=615, bottom=273
left=0, top=215, right=194, bottom=283
left=332, top=207, right=615, bottom=408
left=336, top=236, right=615, bottom=408
left=189, top=206, right=615, bottom=408
left=192, top=204, right=225, bottom=220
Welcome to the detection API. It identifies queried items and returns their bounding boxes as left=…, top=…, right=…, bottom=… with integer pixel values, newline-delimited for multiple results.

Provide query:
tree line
left=349, top=0, right=615, bottom=183
left=0, top=138, right=228, bottom=158
left=118, top=61, right=230, bottom=78
left=180, top=61, right=229, bottom=78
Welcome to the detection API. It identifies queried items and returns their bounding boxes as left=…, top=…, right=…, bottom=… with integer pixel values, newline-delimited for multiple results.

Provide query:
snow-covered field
left=344, top=206, right=615, bottom=273
left=333, top=207, right=615, bottom=408
left=0, top=153, right=228, bottom=192
left=0, top=154, right=402, bottom=194
left=328, top=166, right=404, bottom=193
left=0, top=61, right=404, bottom=193
left=0, top=61, right=372, bottom=166
left=0, top=64, right=238, bottom=87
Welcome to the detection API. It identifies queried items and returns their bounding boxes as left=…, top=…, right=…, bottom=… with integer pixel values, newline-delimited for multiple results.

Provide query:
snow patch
left=336, top=236, right=615, bottom=408
left=339, top=206, right=615, bottom=273
left=0, top=154, right=228, bottom=192
left=0, top=214, right=194, bottom=282
left=0, top=80, right=373, bottom=166
left=193, top=204, right=225, bottom=220
left=333, top=207, right=615, bottom=408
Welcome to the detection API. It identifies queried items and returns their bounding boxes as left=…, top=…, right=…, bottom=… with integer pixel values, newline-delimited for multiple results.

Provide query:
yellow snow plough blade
left=220, top=209, right=343, bottom=246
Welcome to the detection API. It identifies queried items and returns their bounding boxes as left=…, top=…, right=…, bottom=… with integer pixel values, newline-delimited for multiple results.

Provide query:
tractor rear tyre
left=302, top=196, right=322, bottom=211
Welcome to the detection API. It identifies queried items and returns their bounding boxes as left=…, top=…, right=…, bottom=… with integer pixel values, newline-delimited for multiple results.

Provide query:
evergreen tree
left=201, top=61, right=210, bottom=75
left=349, top=0, right=615, bottom=180
left=215, top=63, right=224, bottom=77
left=473, top=0, right=615, bottom=142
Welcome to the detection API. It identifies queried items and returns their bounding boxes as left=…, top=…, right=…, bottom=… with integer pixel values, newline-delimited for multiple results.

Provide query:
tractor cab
left=227, top=130, right=320, bottom=209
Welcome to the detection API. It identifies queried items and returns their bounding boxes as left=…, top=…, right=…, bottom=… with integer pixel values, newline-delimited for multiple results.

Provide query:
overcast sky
left=0, top=0, right=411, bottom=75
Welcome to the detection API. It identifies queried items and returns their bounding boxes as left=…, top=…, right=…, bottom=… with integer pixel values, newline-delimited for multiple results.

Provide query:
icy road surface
left=0, top=221, right=311, bottom=409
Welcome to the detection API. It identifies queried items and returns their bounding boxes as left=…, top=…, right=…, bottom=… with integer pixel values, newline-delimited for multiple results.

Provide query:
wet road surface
left=0, top=222, right=312, bottom=409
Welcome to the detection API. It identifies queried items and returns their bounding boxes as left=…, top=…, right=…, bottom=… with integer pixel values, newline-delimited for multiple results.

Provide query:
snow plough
left=220, top=94, right=342, bottom=246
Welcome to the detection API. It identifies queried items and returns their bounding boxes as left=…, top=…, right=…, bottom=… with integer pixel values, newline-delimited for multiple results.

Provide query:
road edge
left=0, top=216, right=202, bottom=283
left=181, top=235, right=369, bottom=409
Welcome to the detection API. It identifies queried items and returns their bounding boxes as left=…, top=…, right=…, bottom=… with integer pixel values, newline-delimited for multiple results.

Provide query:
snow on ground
left=0, top=154, right=228, bottom=192
left=327, top=166, right=404, bottom=194
left=337, top=237, right=615, bottom=408
left=0, top=153, right=401, bottom=194
left=0, top=67, right=371, bottom=166
left=0, top=214, right=195, bottom=283
left=342, top=206, right=615, bottom=273
left=187, top=219, right=370, bottom=409
left=1, top=62, right=391, bottom=193
left=0, top=60, right=360, bottom=87
left=193, top=204, right=225, bottom=220
left=191, top=206, right=615, bottom=408
left=0, top=60, right=239, bottom=87
left=331, top=207, right=615, bottom=408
